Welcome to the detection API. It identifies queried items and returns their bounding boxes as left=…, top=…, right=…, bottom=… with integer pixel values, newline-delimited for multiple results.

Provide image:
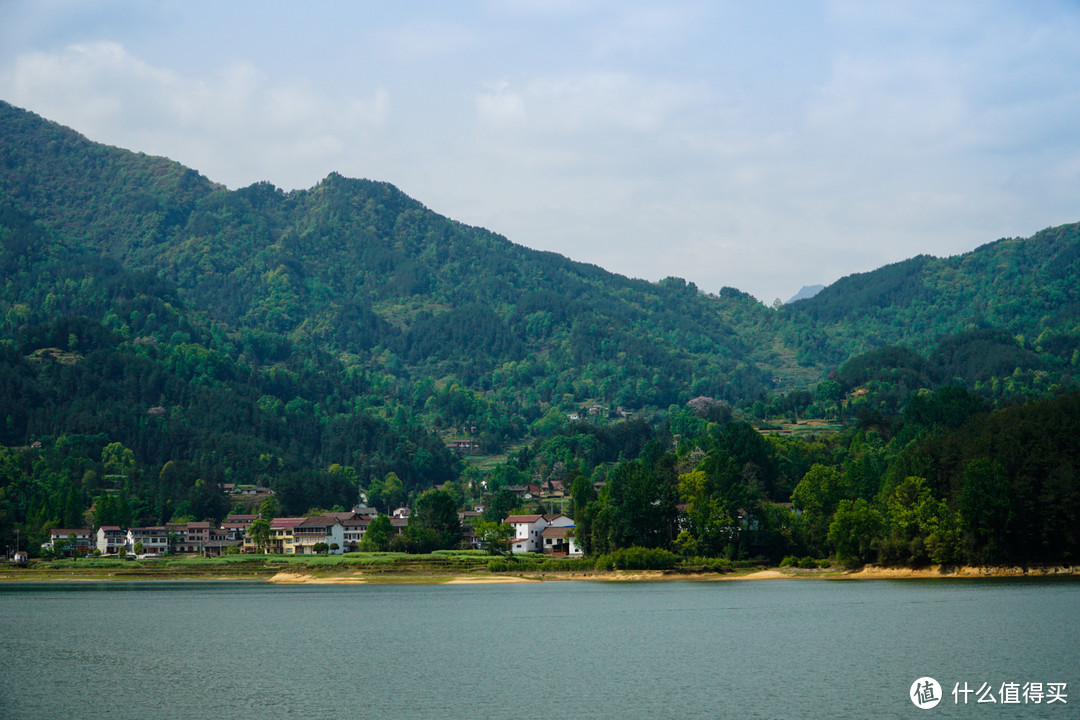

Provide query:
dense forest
left=2, top=100, right=1078, bottom=566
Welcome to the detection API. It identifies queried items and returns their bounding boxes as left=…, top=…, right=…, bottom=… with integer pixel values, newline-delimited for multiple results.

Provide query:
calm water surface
left=1, top=578, right=1077, bottom=719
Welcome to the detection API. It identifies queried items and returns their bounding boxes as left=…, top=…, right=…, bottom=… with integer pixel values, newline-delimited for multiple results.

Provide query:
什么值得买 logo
left=911, top=677, right=942, bottom=709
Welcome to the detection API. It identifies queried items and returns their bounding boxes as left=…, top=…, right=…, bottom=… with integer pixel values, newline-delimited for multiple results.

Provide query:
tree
left=791, top=464, right=848, bottom=550
left=879, top=476, right=959, bottom=566
left=591, top=457, right=678, bottom=554
left=827, top=499, right=882, bottom=567
left=367, top=472, right=406, bottom=514
left=360, top=514, right=393, bottom=552
left=101, top=442, right=135, bottom=477
left=133, top=540, right=144, bottom=556
left=815, top=380, right=845, bottom=420
left=313, top=542, right=329, bottom=555
left=408, top=489, right=461, bottom=551
left=473, top=520, right=512, bottom=555
left=248, top=517, right=271, bottom=553
left=958, top=458, right=1014, bottom=563
left=257, top=496, right=280, bottom=522
left=190, top=478, right=226, bottom=522
left=484, top=487, right=520, bottom=523
left=903, top=386, right=988, bottom=429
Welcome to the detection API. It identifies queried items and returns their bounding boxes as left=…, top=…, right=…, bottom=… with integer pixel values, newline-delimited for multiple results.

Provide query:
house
left=222, top=514, right=258, bottom=541
left=241, top=485, right=272, bottom=495
left=127, top=526, right=169, bottom=556
left=446, top=440, right=480, bottom=454
left=96, top=526, right=126, bottom=555
left=392, top=507, right=410, bottom=519
left=44, top=528, right=94, bottom=556
left=505, top=514, right=548, bottom=553
left=168, top=521, right=211, bottom=554
left=265, top=517, right=306, bottom=554
left=506, top=483, right=541, bottom=499
left=341, top=515, right=372, bottom=552
left=458, top=510, right=482, bottom=547
left=292, top=516, right=345, bottom=555
left=205, top=526, right=240, bottom=556
left=545, top=514, right=574, bottom=528
left=542, top=480, right=566, bottom=498
left=541, top=525, right=582, bottom=556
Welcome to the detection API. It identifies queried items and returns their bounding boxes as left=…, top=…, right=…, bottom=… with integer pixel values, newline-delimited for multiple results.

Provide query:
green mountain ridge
left=2, top=100, right=1079, bottom=555
left=787, top=224, right=1080, bottom=351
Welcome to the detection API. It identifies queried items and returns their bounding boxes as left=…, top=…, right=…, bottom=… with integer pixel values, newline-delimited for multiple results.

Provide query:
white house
left=505, top=514, right=548, bottom=553
left=341, top=515, right=372, bottom=552
left=291, top=515, right=345, bottom=554
left=44, top=528, right=94, bottom=556
left=96, top=526, right=126, bottom=555
left=541, top=525, right=583, bottom=556
left=127, top=526, right=169, bottom=556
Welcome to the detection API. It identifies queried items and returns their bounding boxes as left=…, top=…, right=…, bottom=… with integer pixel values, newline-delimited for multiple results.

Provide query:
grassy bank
left=0, top=550, right=756, bottom=582
left=0, top=550, right=494, bottom=582
left=2, top=553, right=1077, bottom=584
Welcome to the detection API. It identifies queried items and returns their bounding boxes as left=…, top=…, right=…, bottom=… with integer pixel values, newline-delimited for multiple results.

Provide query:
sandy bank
left=735, top=570, right=791, bottom=580
left=269, top=572, right=367, bottom=584
left=443, top=575, right=540, bottom=584
left=837, top=564, right=1080, bottom=580
left=268, top=571, right=542, bottom=585
left=6, top=564, right=1079, bottom=584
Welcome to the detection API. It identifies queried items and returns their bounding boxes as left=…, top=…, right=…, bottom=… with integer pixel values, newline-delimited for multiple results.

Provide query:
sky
left=2, top=1, right=1079, bottom=304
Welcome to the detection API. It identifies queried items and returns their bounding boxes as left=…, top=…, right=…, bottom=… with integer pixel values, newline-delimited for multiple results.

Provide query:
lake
left=1, top=577, right=1076, bottom=719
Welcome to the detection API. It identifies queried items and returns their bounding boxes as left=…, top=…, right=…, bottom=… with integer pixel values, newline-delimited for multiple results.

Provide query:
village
left=38, top=508, right=583, bottom=560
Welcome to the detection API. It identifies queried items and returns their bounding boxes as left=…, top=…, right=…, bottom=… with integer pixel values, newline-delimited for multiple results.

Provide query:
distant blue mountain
left=785, top=284, right=825, bottom=304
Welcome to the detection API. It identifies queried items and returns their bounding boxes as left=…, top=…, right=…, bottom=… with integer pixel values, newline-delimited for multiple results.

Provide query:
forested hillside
left=2, top=100, right=1078, bottom=565
left=786, top=224, right=1080, bottom=355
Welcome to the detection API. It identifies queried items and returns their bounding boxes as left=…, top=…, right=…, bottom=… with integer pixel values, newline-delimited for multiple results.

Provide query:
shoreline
left=2, top=563, right=1077, bottom=585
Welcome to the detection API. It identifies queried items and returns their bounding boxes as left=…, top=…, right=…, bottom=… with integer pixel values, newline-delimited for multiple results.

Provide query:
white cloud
left=1, top=41, right=389, bottom=190
left=376, top=17, right=477, bottom=63
left=476, top=82, right=527, bottom=128
left=2, top=2, right=1079, bottom=304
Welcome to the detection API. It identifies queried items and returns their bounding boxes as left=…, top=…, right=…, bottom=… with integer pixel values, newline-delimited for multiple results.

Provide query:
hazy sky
left=3, top=1, right=1079, bottom=303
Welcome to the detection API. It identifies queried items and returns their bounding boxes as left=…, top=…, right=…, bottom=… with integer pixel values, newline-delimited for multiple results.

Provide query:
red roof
left=505, top=515, right=544, bottom=524
left=544, top=513, right=571, bottom=523
left=270, top=517, right=306, bottom=529
left=297, top=515, right=342, bottom=528
left=326, top=511, right=360, bottom=521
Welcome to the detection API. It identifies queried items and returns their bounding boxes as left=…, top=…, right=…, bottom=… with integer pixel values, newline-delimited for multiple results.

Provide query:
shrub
left=595, top=547, right=679, bottom=571
left=681, top=556, right=733, bottom=572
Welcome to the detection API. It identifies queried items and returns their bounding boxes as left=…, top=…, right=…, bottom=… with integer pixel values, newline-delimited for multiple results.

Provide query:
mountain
left=1, top=99, right=1079, bottom=539
left=785, top=226, right=1080, bottom=353
left=0, top=101, right=828, bottom=401
left=785, top=285, right=824, bottom=304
